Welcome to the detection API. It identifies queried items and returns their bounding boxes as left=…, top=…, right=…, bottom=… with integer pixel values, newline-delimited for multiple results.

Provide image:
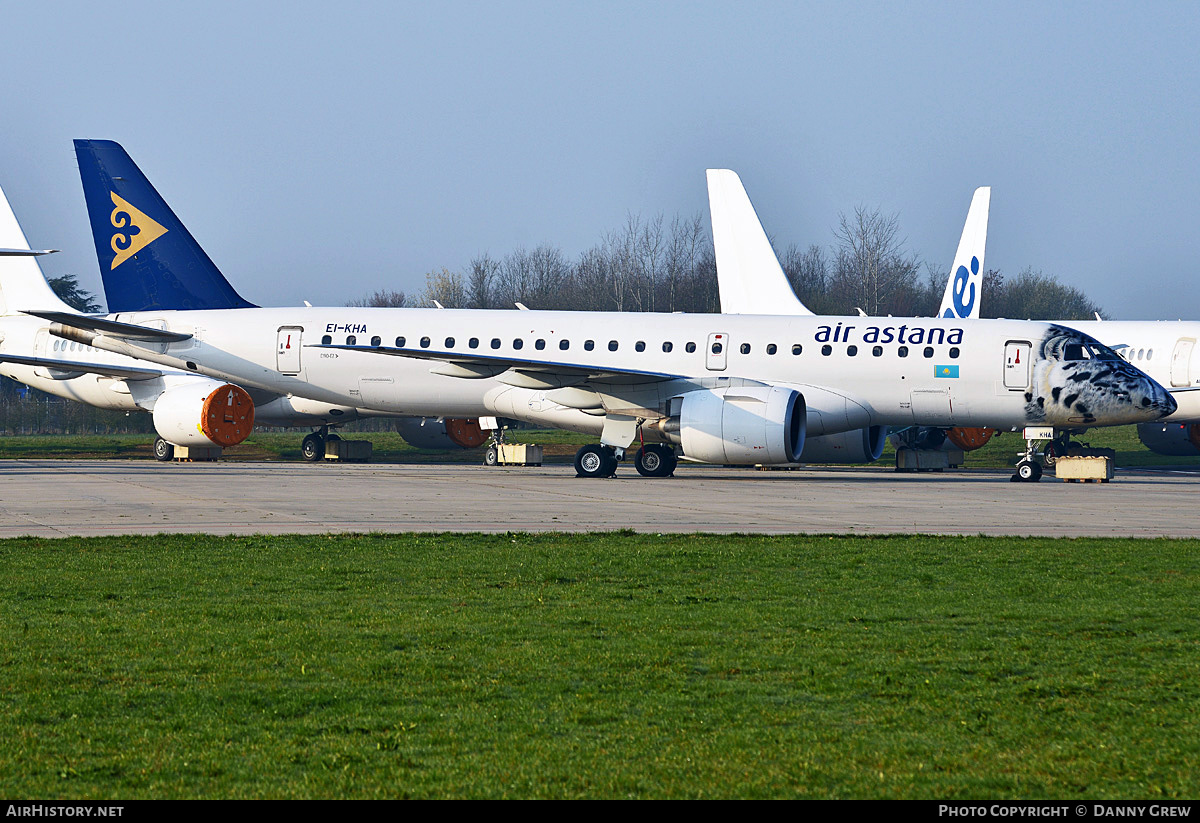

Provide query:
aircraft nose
left=1141, top=376, right=1177, bottom=419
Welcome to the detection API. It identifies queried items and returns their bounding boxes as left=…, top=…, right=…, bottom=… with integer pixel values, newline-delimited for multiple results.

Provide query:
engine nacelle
left=152, top=379, right=255, bottom=447
left=945, top=427, right=995, bottom=451
left=674, top=386, right=805, bottom=465
left=395, top=417, right=489, bottom=449
left=1137, top=422, right=1200, bottom=456
left=798, top=426, right=887, bottom=464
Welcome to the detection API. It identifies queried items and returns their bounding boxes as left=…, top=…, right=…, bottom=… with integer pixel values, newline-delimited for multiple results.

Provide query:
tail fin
left=937, top=186, right=990, bottom=320
left=707, top=169, right=813, bottom=316
left=73, top=139, right=256, bottom=312
left=0, top=181, right=75, bottom=316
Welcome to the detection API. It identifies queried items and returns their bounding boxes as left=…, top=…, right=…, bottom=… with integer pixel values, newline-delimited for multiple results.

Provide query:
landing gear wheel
left=575, top=444, right=618, bottom=478
left=483, top=445, right=499, bottom=466
left=153, top=437, right=174, bottom=462
left=301, top=433, right=325, bottom=462
left=635, top=444, right=676, bottom=478
left=1014, top=459, right=1043, bottom=482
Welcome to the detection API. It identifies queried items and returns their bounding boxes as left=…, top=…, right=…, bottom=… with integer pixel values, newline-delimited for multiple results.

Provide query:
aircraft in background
left=50, top=141, right=1174, bottom=480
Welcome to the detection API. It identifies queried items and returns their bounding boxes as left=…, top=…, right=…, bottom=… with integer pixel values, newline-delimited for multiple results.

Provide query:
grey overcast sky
left=1, top=1, right=1197, bottom=318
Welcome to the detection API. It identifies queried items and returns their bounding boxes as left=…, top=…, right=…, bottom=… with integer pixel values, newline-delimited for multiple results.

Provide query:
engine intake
left=1137, top=422, right=1200, bottom=456
left=152, top=380, right=255, bottom=448
left=673, top=386, right=805, bottom=465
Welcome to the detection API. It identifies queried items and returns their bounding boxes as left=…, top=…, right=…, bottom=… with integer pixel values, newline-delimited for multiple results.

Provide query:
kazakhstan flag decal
left=935, top=364, right=960, bottom=378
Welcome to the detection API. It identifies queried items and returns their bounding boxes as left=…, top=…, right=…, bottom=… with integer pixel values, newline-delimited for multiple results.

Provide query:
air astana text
left=815, top=323, right=964, bottom=345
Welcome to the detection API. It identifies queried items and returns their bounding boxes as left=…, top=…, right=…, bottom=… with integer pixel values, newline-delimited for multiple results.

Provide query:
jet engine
left=152, top=379, right=255, bottom=447
left=1136, top=422, right=1200, bottom=456
left=799, top=426, right=888, bottom=463
left=395, top=417, right=489, bottom=450
left=669, top=385, right=805, bottom=464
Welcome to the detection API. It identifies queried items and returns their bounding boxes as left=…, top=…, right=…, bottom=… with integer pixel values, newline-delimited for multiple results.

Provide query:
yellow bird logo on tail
left=109, top=192, right=167, bottom=269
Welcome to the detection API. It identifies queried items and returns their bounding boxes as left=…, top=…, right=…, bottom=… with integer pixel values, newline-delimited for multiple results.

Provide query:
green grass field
left=2, top=533, right=1198, bottom=799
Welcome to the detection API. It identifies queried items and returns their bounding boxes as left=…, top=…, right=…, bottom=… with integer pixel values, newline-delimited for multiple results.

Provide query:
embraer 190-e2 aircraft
left=710, top=169, right=1200, bottom=459
left=12, top=139, right=1170, bottom=480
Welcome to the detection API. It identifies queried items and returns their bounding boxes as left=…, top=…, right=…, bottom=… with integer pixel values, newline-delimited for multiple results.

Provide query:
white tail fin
left=937, top=186, right=990, bottom=320
left=0, top=181, right=74, bottom=316
left=707, top=169, right=813, bottom=316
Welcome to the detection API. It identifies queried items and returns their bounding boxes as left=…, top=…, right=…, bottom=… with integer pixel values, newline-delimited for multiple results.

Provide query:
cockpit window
left=1063, top=343, right=1089, bottom=361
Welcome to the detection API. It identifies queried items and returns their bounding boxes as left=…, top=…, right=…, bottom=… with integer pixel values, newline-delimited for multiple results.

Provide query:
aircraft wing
left=0, top=353, right=163, bottom=380
left=311, top=343, right=686, bottom=383
left=23, top=310, right=193, bottom=343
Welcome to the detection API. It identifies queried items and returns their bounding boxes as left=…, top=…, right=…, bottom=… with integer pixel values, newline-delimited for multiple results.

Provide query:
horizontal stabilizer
left=0, top=248, right=58, bottom=257
left=24, top=310, right=193, bottom=342
left=0, top=353, right=162, bottom=380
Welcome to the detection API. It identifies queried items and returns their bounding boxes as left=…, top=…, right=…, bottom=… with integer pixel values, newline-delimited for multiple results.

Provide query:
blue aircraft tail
left=73, top=139, right=256, bottom=312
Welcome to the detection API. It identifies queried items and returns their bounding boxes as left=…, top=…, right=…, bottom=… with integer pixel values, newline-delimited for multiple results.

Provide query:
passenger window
left=872, top=345, right=882, bottom=357
left=585, top=340, right=595, bottom=351
left=346, top=335, right=357, bottom=345
left=469, top=337, right=479, bottom=349
left=1147, top=348, right=1154, bottom=359
left=445, top=337, right=455, bottom=348
left=535, top=339, right=546, bottom=350
left=686, top=342, right=696, bottom=353
left=395, top=336, right=406, bottom=347
left=559, top=339, right=570, bottom=350
left=322, top=335, right=332, bottom=345
left=635, top=341, right=646, bottom=352
left=662, top=342, right=673, bottom=353
left=711, top=342, right=723, bottom=354
left=766, top=343, right=777, bottom=355
left=371, top=336, right=381, bottom=347
left=513, top=338, right=524, bottom=350
left=847, top=345, right=858, bottom=356
left=491, top=338, right=501, bottom=349
left=420, top=336, right=431, bottom=348
left=792, top=344, right=802, bottom=355
left=898, top=346, right=909, bottom=358
left=949, top=347, right=960, bottom=359
left=609, top=340, right=619, bottom=352
left=740, top=343, right=751, bottom=354
left=821, top=344, right=832, bottom=356
left=923, top=346, right=934, bottom=358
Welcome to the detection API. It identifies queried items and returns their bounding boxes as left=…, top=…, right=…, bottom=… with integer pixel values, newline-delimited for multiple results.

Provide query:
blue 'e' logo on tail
left=949, top=255, right=979, bottom=319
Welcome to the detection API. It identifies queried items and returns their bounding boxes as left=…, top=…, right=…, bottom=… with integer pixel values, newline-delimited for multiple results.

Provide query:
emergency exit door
left=1171, top=338, right=1195, bottom=387
left=277, top=327, right=303, bottom=374
left=1004, top=341, right=1031, bottom=389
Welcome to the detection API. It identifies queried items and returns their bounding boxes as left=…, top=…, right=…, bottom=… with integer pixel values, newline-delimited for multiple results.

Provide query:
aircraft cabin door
left=277, top=326, right=303, bottom=374
left=1003, top=340, right=1031, bottom=389
left=706, top=332, right=728, bottom=371
left=1171, top=338, right=1195, bottom=387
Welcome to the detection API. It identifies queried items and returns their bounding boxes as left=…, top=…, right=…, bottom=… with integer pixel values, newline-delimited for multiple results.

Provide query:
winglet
left=707, top=169, right=813, bottom=316
left=937, top=187, right=990, bottom=320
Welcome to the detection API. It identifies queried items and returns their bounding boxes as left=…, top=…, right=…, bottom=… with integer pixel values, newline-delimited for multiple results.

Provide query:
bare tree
left=466, top=253, right=498, bottom=309
left=828, top=206, right=921, bottom=316
left=418, top=268, right=467, bottom=308
left=346, top=288, right=407, bottom=307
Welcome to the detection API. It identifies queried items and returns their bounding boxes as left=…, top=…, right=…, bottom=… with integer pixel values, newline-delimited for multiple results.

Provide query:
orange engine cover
left=945, top=427, right=995, bottom=451
left=200, top=384, right=256, bottom=446
left=444, top=417, right=488, bottom=449
left=1190, top=424, right=1200, bottom=451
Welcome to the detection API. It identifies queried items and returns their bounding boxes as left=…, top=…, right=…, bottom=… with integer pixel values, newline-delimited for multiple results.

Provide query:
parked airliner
left=43, top=140, right=1173, bottom=479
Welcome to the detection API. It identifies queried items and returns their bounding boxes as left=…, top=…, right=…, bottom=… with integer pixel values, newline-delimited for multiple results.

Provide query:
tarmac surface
left=0, top=459, right=1197, bottom=537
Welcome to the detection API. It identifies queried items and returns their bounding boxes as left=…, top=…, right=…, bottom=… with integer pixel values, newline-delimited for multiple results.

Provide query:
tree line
left=351, top=206, right=1104, bottom=321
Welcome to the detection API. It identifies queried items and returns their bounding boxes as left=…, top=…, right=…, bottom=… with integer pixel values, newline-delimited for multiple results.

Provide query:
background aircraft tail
left=937, top=186, right=990, bottom=320
left=707, top=169, right=813, bottom=315
left=74, top=139, right=257, bottom=312
left=0, top=182, right=74, bottom=316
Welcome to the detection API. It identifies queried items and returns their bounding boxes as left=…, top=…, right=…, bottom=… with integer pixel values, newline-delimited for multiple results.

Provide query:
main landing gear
left=573, top=443, right=678, bottom=478
left=301, top=427, right=341, bottom=462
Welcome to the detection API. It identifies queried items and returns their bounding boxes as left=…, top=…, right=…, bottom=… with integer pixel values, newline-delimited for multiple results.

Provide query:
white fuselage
left=24, top=307, right=1173, bottom=438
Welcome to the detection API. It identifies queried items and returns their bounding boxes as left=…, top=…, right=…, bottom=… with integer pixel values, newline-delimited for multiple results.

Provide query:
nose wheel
left=1011, top=428, right=1052, bottom=482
